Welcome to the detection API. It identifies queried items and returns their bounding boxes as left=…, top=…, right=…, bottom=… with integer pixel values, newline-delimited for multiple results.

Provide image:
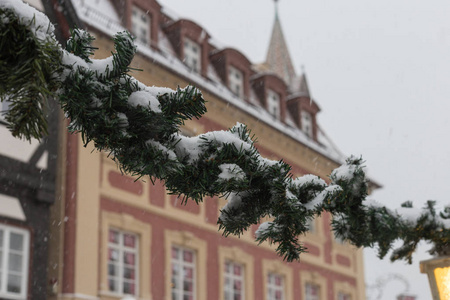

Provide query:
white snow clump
left=128, top=90, right=162, bottom=113
left=217, top=164, right=245, bottom=181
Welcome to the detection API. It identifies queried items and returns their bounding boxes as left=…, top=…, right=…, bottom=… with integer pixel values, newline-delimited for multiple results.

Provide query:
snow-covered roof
left=161, top=6, right=179, bottom=22
left=72, top=0, right=122, bottom=34
left=70, top=0, right=346, bottom=164
left=290, top=73, right=311, bottom=97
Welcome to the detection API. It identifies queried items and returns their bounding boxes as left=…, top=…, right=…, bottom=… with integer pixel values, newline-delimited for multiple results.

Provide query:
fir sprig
left=0, top=7, right=61, bottom=140
left=1, top=2, right=448, bottom=262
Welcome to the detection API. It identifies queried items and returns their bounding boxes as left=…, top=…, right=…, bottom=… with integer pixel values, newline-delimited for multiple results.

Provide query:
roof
left=69, top=0, right=346, bottom=165
left=291, top=73, right=311, bottom=97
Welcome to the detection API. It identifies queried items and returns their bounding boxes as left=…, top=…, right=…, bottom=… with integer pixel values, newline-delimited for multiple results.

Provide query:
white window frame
left=184, top=37, right=201, bottom=73
left=171, top=245, right=196, bottom=300
left=301, top=111, right=313, bottom=138
left=131, top=5, right=150, bottom=46
left=267, top=272, right=284, bottom=300
left=267, top=90, right=280, bottom=119
left=0, top=224, right=30, bottom=300
left=305, top=282, right=320, bottom=300
left=107, top=228, right=139, bottom=297
left=224, top=260, right=245, bottom=300
left=228, top=66, right=244, bottom=98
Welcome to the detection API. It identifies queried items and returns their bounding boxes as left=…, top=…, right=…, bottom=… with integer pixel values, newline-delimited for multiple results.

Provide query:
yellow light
left=421, top=256, right=450, bottom=300
left=435, top=266, right=450, bottom=300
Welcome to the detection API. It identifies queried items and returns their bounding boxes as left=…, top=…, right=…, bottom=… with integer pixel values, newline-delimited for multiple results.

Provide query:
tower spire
left=265, top=0, right=296, bottom=87
left=297, top=67, right=310, bottom=97
left=274, top=0, right=279, bottom=19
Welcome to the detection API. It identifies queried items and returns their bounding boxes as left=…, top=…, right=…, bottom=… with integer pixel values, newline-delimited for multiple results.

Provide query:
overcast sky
left=164, top=0, right=450, bottom=299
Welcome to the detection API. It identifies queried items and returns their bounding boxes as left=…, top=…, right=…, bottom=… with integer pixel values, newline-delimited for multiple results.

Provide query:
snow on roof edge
left=161, top=6, right=179, bottom=21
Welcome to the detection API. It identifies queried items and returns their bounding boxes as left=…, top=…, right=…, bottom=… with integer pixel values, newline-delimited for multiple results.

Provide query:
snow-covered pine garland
left=0, top=0, right=61, bottom=139
left=1, top=0, right=448, bottom=262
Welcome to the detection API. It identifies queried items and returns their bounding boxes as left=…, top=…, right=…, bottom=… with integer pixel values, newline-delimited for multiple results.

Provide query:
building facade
left=0, top=1, right=83, bottom=299
left=0, top=1, right=59, bottom=299
left=48, top=1, right=370, bottom=299
left=0, top=114, right=55, bottom=300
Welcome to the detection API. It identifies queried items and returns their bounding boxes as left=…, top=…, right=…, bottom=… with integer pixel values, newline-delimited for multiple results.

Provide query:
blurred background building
left=0, top=0, right=381, bottom=299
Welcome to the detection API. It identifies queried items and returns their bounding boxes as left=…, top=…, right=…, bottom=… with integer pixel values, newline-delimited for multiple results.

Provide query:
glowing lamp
left=420, top=256, right=450, bottom=300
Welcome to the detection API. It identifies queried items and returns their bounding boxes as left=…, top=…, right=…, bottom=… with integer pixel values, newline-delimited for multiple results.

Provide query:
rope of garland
left=1, top=3, right=448, bottom=262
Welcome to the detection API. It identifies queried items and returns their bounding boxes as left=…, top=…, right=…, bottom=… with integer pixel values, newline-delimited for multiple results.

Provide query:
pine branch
left=0, top=6, right=62, bottom=140
left=1, top=1, right=448, bottom=262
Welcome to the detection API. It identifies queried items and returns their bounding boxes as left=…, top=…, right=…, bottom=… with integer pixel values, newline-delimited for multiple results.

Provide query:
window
left=0, top=224, right=30, bottom=299
left=108, top=228, right=139, bottom=296
left=101, top=212, right=151, bottom=298
left=184, top=38, right=201, bottom=73
left=228, top=66, right=244, bottom=98
left=224, top=261, right=244, bottom=300
left=301, top=272, right=326, bottom=300
left=305, top=282, right=320, bottom=300
left=165, top=231, right=206, bottom=300
left=334, top=282, right=355, bottom=300
left=131, top=5, right=150, bottom=45
left=267, top=273, right=284, bottom=300
left=172, top=246, right=196, bottom=300
left=263, top=259, right=292, bottom=300
left=267, top=90, right=280, bottom=119
left=219, top=246, right=254, bottom=300
left=337, top=292, right=351, bottom=300
left=301, top=111, right=313, bottom=137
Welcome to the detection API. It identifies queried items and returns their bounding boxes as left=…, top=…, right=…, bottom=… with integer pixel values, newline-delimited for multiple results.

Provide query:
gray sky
left=164, top=0, right=450, bottom=299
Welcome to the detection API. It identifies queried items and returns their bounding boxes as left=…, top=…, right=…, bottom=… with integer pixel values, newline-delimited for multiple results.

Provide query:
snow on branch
left=0, top=0, right=448, bottom=262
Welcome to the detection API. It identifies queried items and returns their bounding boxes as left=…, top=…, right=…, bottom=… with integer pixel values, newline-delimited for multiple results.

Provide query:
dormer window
left=228, top=65, right=244, bottom=98
left=131, top=6, right=150, bottom=45
left=301, top=111, right=313, bottom=137
left=267, top=89, right=280, bottom=119
left=184, top=37, right=201, bottom=73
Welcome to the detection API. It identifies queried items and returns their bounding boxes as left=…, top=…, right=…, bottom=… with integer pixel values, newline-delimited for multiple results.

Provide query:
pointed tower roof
left=291, top=71, right=311, bottom=97
left=265, top=1, right=297, bottom=87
